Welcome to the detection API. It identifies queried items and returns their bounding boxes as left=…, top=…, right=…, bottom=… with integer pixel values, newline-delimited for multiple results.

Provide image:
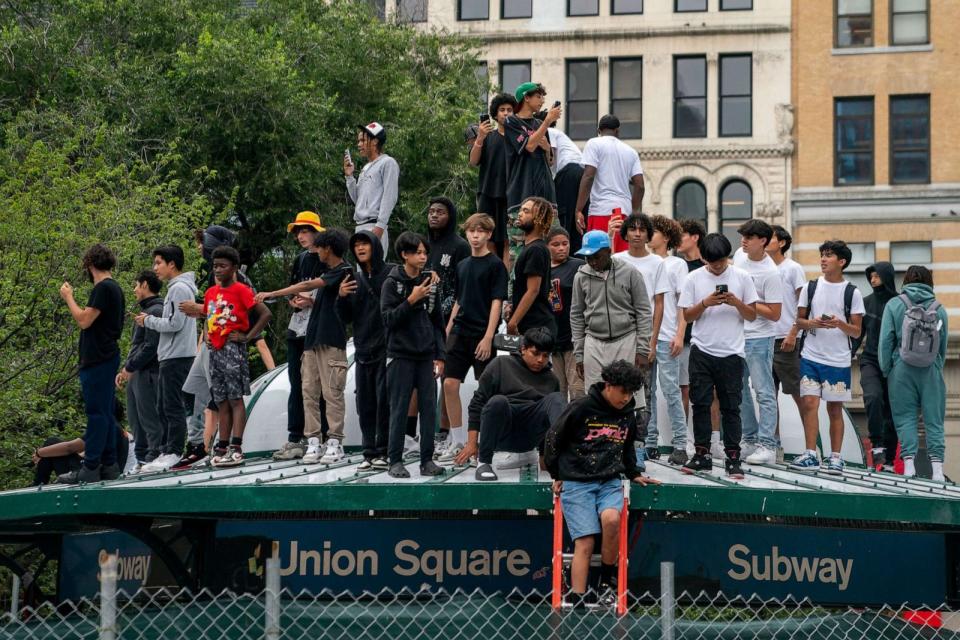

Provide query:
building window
left=676, top=0, right=706, bottom=11
left=476, top=63, right=490, bottom=110
left=891, top=0, right=928, bottom=45
left=890, top=95, right=930, bottom=184
left=834, top=97, right=874, bottom=186
left=569, top=0, right=598, bottom=15
left=502, top=0, right=532, bottom=19
left=674, top=56, right=706, bottom=138
left=398, top=0, right=427, bottom=22
left=719, top=54, right=751, bottom=137
left=566, top=59, right=598, bottom=140
left=499, top=61, right=531, bottom=94
left=459, top=0, right=488, bottom=20
left=610, top=58, right=642, bottom=139
left=674, top=180, right=707, bottom=231
left=721, top=0, right=752, bottom=9
left=836, top=0, right=872, bottom=47
left=891, top=241, right=932, bottom=267
left=719, top=180, right=752, bottom=251
left=612, top=0, right=642, bottom=14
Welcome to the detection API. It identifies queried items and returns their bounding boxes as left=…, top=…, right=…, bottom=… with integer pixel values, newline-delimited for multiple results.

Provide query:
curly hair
left=651, top=215, right=682, bottom=250
left=522, top=197, right=554, bottom=237
left=82, top=243, right=116, bottom=274
left=601, top=360, right=646, bottom=394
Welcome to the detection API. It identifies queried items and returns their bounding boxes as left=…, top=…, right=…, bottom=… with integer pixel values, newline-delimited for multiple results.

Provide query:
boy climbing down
left=544, top=360, right=660, bottom=607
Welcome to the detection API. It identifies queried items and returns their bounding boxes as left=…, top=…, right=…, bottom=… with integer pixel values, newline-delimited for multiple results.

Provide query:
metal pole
left=99, top=553, right=118, bottom=640
left=265, top=557, right=281, bottom=640
left=9, top=574, right=19, bottom=618
left=660, top=561, right=675, bottom=640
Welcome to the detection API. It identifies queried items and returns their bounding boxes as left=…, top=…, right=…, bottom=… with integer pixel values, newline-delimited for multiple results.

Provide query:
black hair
left=211, top=245, right=241, bottom=266
left=903, top=265, right=934, bottom=287
left=679, top=218, right=706, bottom=242
left=361, top=129, right=384, bottom=151
left=619, top=213, right=653, bottom=242
left=771, top=224, right=792, bottom=253
left=152, top=244, right=185, bottom=271
left=521, top=327, right=555, bottom=353
left=82, top=243, right=116, bottom=273
left=313, top=229, right=350, bottom=258
left=700, top=233, right=732, bottom=263
left=395, top=231, right=428, bottom=259
left=489, top=93, right=518, bottom=119
left=135, top=270, right=162, bottom=294
left=601, top=360, right=646, bottom=395
left=546, top=226, right=570, bottom=242
left=818, top=239, right=853, bottom=271
left=291, top=225, right=320, bottom=236
left=737, top=219, right=773, bottom=245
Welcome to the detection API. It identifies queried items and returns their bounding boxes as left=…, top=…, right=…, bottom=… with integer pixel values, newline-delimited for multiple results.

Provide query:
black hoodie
left=859, top=261, right=898, bottom=363
left=337, top=230, right=395, bottom=363
left=124, top=295, right=164, bottom=373
left=467, top=352, right=560, bottom=431
left=426, top=201, right=471, bottom=324
left=544, top=382, right=643, bottom=482
left=380, top=264, right=446, bottom=362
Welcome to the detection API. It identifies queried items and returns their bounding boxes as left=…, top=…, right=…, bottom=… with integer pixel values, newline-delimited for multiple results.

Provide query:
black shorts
left=444, top=332, right=494, bottom=382
left=477, top=193, right=509, bottom=245
left=773, top=339, right=801, bottom=396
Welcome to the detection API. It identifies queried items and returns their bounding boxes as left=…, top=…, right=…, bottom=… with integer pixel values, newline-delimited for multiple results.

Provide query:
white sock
left=711, top=431, right=720, bottom=444
left=932, top=461, right=945, bottom=482
left=806, top=449, right=817, bottom=457
left=450, top=426, right=466, bottom=446
left=903, top=457, right=916, bottom=477
left=831, top=452, right=841, bottom=459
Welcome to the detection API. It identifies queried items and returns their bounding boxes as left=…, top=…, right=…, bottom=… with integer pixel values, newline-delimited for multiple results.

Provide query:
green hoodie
left=878, top=283, right=948, bottom=376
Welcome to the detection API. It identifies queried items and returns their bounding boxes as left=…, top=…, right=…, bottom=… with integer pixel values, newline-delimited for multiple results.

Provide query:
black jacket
left=467, top=352, right=560, bottom=431
left=124, top=296, right=163, bottom=373
left=544, top=382, right=643, bottom=481
left=338, top=230, right=395, bottom=362
left=380, top=265, right=446, bottom=362
left=860, top=261, right=898, bottom=363
left=426, top=201, right=471, bottom=323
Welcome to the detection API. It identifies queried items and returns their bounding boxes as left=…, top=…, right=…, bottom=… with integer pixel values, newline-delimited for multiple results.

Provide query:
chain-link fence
left=1, top=555, right=955, bottom=639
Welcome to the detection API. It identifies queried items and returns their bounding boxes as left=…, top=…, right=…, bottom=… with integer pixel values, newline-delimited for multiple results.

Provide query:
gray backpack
left=898, top=293, right=941, bottom=368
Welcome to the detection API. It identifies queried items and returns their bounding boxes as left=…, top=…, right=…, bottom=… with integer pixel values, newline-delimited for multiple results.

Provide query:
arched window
left=719, top=180, right=752, bottom=251
left=674, top=180, right=707, bottom=230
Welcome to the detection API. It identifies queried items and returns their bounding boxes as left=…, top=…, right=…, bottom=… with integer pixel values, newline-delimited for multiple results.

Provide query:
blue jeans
left=740, top=337, right=778, bottom=449
left=79, top=354, right=121, bottom=469
left=647, top=340, right=687, bottom=449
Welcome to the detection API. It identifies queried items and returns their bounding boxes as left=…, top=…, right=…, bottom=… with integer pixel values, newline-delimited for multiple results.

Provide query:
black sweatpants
left=387, top=358, right=436, bottom=465
left=286, top=334, right=329, bottom=442
left=554, top=163, right=586, bottom=254
left=477, top=393, right=567, bottom=465
left=860, top=359, right=898, bottom=461
left=689, top=345, right=743, bottom=454
left=157, top=357, right=194, bottom=457
left=356, top=355, right=389, bottom=459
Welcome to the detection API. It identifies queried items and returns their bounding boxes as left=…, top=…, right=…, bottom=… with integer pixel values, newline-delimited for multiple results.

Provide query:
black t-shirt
left=512, top=239, right=556, bottom=336
left=683, top=258, right=705, bottom=345
left=503, top=115, right=557, bottom=210
left=478, top=131, right=508, bottom=199
left=304, top=262, right=351, bottom=350
left=548, top=257, right=586, bottom=352
left=79, top=278, right=125, bottom=368
left=453, top=254, right=509, bottom=338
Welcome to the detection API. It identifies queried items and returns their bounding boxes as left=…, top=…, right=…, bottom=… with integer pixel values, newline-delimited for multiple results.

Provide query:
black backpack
left=797, top=279, right=859, bottom=355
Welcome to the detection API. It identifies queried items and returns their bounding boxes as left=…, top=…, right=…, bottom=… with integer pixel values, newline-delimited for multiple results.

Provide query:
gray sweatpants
left=127, top=367, right=162, bottom=462
left=582, top=332, right=646, bottom=410
left=182, top=345, right=211, bottom=447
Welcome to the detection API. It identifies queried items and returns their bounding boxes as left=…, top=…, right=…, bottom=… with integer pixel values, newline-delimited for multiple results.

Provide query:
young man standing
left=137, top=245, right=198, bottom=472
left=678, top=233, right=758, bottom=479
left=338, top=230, right=395, bottom=470
left=506, top=197, right=556, bottom=337
left=575, top=115, right=644, bottom=254
left=792, top=241, right=864, bottom=475
left=344, top=122, right=399, bottom=253
left=381, top=232, right=446, bottom=479
left=859, top=261, right=899, bottom=470
left=426, top=197, right=471, bottom=329
left=470, top=93, right=517, bottom=263
left=441, top=214, right=509, bottom=464
left=503, top=83, right=561, bottom=210
left=117, top=271, right=164, bottom=470
left=732, top=220, right=783, bottom=466
left=547, top=227, right=586, bottom=401
left=58, top=244, right=126, bottom=484
left=647, top=216, right=689, bottom=465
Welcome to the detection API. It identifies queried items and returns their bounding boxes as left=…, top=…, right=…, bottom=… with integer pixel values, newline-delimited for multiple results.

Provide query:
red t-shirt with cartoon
left=204, top=282, right=255, bottom=350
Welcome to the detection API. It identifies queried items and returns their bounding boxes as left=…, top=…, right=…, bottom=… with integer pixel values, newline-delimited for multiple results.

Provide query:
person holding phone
left=345, top=122, right=399, bottom=253
left=503, top=83, right=560, bottom=212
left=470, top=93, right=517, bottom=265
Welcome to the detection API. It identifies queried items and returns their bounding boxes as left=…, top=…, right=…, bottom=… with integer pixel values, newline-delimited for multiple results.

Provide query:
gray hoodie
left=144, top=271, right=199, bottom=361
left=570, top=256, right=652, bottom=362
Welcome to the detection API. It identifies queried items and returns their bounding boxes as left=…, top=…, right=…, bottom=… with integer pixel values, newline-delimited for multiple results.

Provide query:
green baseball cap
left=514, top=81, right=544, bottom=104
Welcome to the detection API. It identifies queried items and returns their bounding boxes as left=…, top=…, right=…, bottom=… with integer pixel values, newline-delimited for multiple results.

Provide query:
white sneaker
left=436, top=444, right=465, bottom=466
left=740, top=442, right=758, bottom=459
left=745, top=445, right=776, bottom=465
left=141, top=453, right=179, bottom=472
left=302, top=437, right=325, bottom=463
left=320, top=438, right=344, bottom=463
left=493, top=450, right=538, bottom=470
left=403, top=435, right=419, bottom=454
left=710, top=441, right=725, bottom=461
left=433, top=434, right=449, bottom=459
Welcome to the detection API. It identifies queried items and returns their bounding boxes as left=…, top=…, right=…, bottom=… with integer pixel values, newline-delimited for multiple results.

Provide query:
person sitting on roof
left=38, top=404, right=132, bottom=486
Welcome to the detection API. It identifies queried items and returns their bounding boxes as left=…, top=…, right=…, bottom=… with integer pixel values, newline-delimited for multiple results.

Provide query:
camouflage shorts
left=209, top=341, right=251, bottom=403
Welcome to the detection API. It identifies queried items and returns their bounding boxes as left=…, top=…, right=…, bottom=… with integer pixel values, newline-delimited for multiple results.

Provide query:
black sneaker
left=57, top=465, right=101, bottom=484
left=871, top=448, right=887, bottom=471
left=172, top=444, right=207, bottom=471
left=668, top=449, right=688, bottom=466
left=595, top=582, right=618, bottom=608
left=682, top=451, right=712, bottom=475
left=725, top=457, right=745, bottom=479
left=101, top=463, right=121, bottom=481
left=644, top=447, right=660, bottom=461
left=388, top=463, right=410, bottom=478
left=420, top=460, right=444, bottom=476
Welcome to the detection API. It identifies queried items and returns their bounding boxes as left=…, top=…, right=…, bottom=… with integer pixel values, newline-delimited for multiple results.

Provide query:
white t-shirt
left=773, top=258, right=807, bottom=339
left=614, top=252, right=662, bottom=302
left=798, top=277, right=866, bottom=368
left=732, top=248, right=782, bottom=340
left=581, top=135, right=643, bottom=218
left=678, top=265, right=759, bottom=358
left=548, top=128, right=583, bottom=176
left=655, top=255, right=689, bottom=343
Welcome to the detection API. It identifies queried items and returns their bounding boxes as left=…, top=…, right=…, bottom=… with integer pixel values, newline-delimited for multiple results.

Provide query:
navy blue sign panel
left=59, top=530, right=156, bottom=602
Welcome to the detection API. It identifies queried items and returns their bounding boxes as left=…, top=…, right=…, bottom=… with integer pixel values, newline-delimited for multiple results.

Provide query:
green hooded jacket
left=878, top=283, right=948, bottom=376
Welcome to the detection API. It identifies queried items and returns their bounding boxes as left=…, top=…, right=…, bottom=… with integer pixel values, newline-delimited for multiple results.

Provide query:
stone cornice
left=636, top=142, right=793, bottom=161
left=456, top=22, right=790, bottom=44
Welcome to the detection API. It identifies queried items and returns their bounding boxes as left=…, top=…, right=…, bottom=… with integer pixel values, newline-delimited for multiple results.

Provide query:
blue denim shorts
left=560, top=478, right=624, bottom=540
left=799, top=358, right=852, bottom=402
